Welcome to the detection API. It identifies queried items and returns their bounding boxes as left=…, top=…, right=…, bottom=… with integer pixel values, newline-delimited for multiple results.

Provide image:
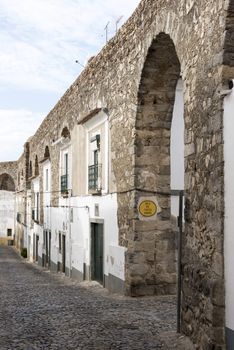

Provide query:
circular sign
left=139, top=200, right=157, bottom=217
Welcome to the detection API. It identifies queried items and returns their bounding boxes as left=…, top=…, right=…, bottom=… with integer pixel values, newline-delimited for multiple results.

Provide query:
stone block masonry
left=0, top=0, right=234, bottom=348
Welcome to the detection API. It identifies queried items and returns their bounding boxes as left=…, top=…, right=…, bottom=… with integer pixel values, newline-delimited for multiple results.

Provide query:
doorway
left=91, top=223, right=104, bottom=285
left=44, top=230, right=48, bottom=268
left=48, top=231, right=51, bottom=268
left=35, top=235, right=39, bottom=262
left=61, top=234, right=66, bottom=273
left=28, top=235, right=31, bottom=259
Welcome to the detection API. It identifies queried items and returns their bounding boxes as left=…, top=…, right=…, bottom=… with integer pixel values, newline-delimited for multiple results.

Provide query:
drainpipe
left=177, top=190, right=184, bottom=333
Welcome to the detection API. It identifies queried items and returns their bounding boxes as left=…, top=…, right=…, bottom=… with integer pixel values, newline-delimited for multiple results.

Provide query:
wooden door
left=62, top=234, right=66, bottom=273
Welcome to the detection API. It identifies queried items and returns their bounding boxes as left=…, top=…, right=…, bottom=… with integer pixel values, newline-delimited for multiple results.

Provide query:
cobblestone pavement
left=0, top=247, right=194, bottom=350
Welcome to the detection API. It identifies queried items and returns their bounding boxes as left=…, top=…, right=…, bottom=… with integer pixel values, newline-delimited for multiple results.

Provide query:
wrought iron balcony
left=61, top=174, right=68, bottom=194
left=88, top=164, right=102, bottom=193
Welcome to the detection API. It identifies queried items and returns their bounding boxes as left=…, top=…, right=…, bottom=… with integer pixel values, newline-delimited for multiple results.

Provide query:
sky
left=0, top=0, right=141, bottom=161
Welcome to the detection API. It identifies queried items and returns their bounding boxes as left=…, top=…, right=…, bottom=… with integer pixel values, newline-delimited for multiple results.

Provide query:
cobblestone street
left=0, top=247, right=193, bottom=350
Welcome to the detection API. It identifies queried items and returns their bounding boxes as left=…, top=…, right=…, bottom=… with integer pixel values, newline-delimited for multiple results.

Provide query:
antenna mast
left=116, top=16, right=123, bottom=33
left=104, top=21, right=110, bottom=43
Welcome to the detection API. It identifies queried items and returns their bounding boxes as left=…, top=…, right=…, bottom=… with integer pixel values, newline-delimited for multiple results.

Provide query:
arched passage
left=0, top=173, right=15, bottom=192
left=126, top=33, right=184, bottom=297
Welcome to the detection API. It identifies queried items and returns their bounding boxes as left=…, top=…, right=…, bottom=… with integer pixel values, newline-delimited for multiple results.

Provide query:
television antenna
left=75, top=59, right=85, bottom=68
left=116, top=16, right=123, bottom=33
left=104, top=21, right=110, bottom=43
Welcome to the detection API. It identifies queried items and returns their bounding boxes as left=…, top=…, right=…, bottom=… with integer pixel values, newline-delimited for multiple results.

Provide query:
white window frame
left=59, top=142, right=72, bottom=194
left=84, top=110, right=109, bottom=195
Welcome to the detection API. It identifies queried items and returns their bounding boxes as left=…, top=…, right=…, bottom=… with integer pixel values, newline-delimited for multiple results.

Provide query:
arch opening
left=128, top=33, right=185, bottom=298
left=0, top=173, right=15, bottom=192
left=61, top=126, right=71, bottom=139
left=35, top=155, right=39, bottom=176
left=44, top=146, right=50, bottom=159
left=29, top=161, right=32, bottom=178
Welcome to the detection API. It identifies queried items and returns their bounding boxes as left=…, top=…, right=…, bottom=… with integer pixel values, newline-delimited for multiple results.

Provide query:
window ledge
left=88, top=189, right=102, bottom=196
left=39, top=156, right=50, bottom=164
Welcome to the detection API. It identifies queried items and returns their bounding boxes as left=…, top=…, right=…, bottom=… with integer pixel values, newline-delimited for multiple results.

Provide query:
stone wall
left=1, top=0, right=233, bottom=348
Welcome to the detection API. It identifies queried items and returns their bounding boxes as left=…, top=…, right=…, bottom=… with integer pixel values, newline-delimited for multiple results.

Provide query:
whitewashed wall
left=224, top=84, right=234, bottom=334
left=26, top=190, right=32, bottom=258
left=31, top=177, right=43, bottom=261
left=0, top=190, right=15, bottom=237
left=170, top=78, right=184, bottom=217
left=43, top=160, right=51, bottom=229
left=47, top=193, right=125, bottom=282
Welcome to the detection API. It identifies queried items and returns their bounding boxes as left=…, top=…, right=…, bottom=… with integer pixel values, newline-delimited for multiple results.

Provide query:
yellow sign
left=139, top=200, right=158, bottom=217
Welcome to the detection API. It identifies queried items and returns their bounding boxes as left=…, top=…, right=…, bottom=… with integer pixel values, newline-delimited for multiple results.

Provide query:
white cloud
left=0, top=0, right=141, bottom=92
left=0, top=109, right=45, bottom=161
left=0, top=0, right=141, bottom=161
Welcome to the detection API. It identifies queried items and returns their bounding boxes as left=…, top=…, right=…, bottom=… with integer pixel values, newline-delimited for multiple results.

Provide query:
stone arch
left=44, top=146, right=50, bottom=159
left=126, top=32, right=182, bottom=297
left=61, top=126, right=71, bottom=139
left=0, top=173, right=15, bottom=191
left=29, top=161, right=32, bottom=178
left=135, top=32, right=181, bottom=195
left=223, top=0, right=234, bottom=73
left=119, top=19, right=226, bottom=345
left=35, top=155, right=39, bottom=176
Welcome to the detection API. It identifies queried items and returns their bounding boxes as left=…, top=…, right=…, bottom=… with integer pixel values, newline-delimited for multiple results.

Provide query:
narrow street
left=0, top=247, right=191, bottom=350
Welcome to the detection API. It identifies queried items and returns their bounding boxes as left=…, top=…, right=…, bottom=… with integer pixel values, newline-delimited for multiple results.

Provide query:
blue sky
left=0, top=0, right=140, bottom=161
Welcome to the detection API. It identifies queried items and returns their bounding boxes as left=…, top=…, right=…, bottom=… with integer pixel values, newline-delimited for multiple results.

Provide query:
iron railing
left=88, top=164, right=102, bottom=192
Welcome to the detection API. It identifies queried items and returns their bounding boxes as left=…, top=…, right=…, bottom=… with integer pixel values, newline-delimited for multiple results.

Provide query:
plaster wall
left=43, top=160, right=51, bottom=228
left=32, top=223, right=43, bottom=264
left=46, top=193, right=125, bottom=284
left=31, top=177, right=43, bottom=261
left=224, top=84, right=234, bottom=342
left=171, top=78, right=185, bottom=218
left=25, top=190, right=33, bottom=260
left=0, top=191, right=15, bottom=237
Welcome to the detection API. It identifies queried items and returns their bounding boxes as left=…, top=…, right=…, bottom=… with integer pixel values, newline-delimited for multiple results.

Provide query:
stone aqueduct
left=1, top=0, right=234, bottom=348
left=0, top=162, right=17, bottom=191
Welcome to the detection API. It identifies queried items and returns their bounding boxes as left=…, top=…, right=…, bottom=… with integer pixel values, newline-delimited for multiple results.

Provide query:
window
left=43, top=230, right=46, bottom=246
left=36, top=193, right=39, bottom=221
left=64, top=153, right=68, bottom=176
left=61, top=151, right=69, bottom=194
left=59, top=232, right=61, bottom=253
left=58, top=127, right=71, bottom=196
left=46, top=169, right=49, bottom=191
left=83, top=110, right=108, bottom=195
left=88, top=134, right=102, bottom=193
left=17, top=213, right=21, bottom=223
left=33, top=192, right=39, bottom=222
left=7, top=229, right=12, bottom=237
